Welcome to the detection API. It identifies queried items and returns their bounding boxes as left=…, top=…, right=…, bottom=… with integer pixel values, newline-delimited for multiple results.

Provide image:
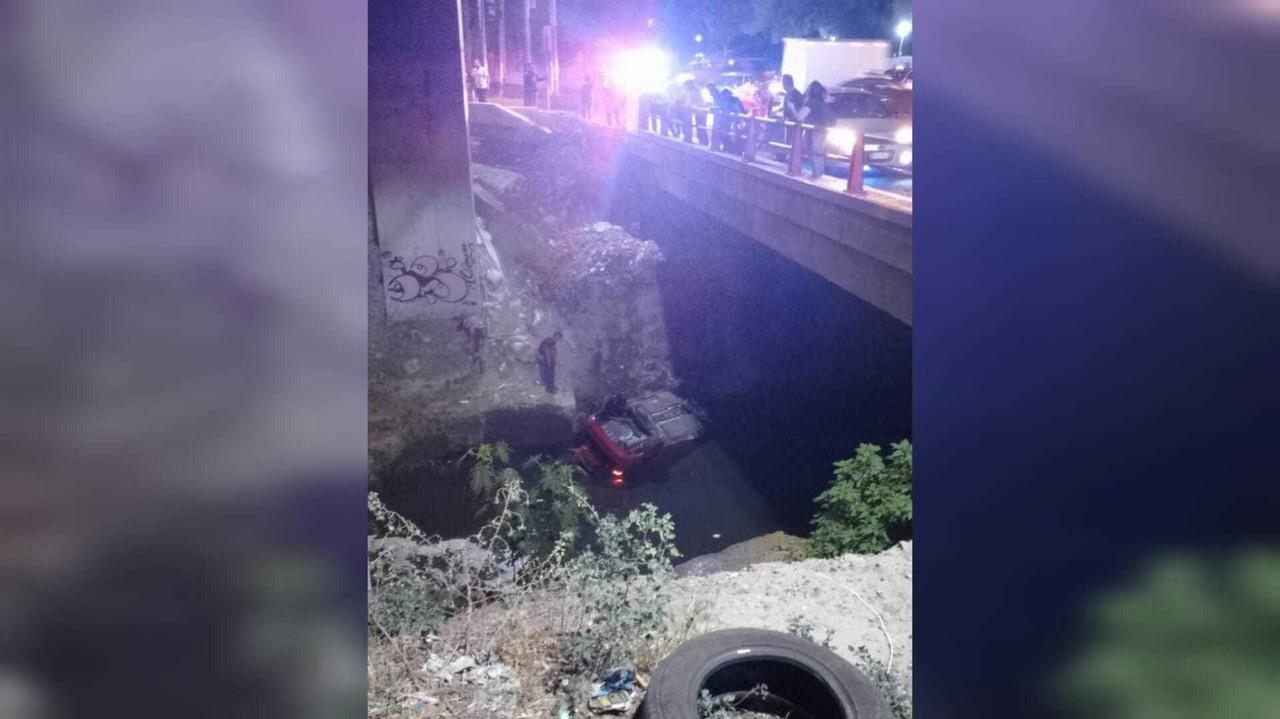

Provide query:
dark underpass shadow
left=611, top=179, right=913, bottom=538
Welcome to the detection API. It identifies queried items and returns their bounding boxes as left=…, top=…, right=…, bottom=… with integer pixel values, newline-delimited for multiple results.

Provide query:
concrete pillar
left=369, top=0, right=480, bottom=322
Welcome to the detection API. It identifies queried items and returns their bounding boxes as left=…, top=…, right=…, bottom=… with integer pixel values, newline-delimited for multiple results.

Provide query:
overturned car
left=572, top=391, right=707, bottom=485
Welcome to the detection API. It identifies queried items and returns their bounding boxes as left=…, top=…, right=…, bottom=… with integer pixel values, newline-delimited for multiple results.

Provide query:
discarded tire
left=639, top=628, right=889, bottom=719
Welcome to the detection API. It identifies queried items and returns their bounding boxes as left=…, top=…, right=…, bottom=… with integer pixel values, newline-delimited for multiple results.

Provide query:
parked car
left=572, top=391, right=706, bottom=485
left=826, top=84, right=912, bottom=174
left=762, top=82, right=912, bottom=174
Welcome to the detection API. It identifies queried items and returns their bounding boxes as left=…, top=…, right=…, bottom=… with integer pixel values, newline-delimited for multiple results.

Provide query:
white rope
left=798, top=568, right=895, bottom=674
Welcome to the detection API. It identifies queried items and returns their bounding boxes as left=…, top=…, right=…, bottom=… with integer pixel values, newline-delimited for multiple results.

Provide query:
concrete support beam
left=369, top=0, right=481, bottom=321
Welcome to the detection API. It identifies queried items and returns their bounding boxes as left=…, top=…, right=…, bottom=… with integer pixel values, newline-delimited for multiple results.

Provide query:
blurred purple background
left=2, top=1, right=367, bottom=716
left=0, top=0, right=1275, bottom=716
left=927, top=0, right=1279, bottom=280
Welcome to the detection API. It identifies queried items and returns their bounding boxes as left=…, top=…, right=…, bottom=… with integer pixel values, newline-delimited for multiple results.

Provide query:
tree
left=765, top=0, right=894, bottom=40
left=660, top=0, right=760, bottom=49
left=656, top=0, right=893, bottom=60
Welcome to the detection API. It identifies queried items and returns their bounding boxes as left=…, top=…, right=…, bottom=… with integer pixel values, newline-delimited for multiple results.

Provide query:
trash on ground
left=587, top=690, right=631, bottom=714
left=587, top=667, right=636, bottom=713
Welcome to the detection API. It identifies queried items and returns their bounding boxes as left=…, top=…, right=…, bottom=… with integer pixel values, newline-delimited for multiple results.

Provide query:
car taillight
left=610, top=468, right=624, bottom=486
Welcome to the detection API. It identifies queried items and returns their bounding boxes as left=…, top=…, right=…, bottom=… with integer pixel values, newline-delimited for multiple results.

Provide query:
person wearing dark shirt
left=717, top=88, right=747, bottom=153
left=799, top=81, right=834, bottom=177
left=780, top=74, right=805, bottom=145
left=536, top=331, right=563, bottom=393
left=523, top=64, right=543, bottom=108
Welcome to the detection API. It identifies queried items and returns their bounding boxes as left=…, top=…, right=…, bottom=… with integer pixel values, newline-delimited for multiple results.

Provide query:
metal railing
left=635, top=107, right=868, bottom=196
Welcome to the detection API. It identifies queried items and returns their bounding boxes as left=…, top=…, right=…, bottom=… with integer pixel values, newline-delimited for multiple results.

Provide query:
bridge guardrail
left=636, top=108, right=870, bottom=196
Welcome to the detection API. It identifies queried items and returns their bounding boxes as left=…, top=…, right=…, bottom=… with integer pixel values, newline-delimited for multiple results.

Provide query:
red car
left=572, top=391, right=706, bottom=486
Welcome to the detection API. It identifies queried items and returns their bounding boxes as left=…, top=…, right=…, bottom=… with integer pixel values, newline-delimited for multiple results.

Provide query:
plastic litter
left=587, top=691, right=631, bottom=714
left=587, top=668, right=636, bottom=713
left=592, top=668, right=635, bottom=696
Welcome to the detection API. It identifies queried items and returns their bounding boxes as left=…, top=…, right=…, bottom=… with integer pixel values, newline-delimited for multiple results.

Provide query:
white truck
left=779, top=38, right=892, bottom=90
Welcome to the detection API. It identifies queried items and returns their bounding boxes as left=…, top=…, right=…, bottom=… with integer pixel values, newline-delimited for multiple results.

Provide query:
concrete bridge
left=469, top=102, right=913, bottom=325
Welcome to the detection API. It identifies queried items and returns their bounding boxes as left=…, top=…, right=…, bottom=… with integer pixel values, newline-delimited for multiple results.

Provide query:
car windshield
left=831, top=92, right=889, bottom=119
left=831, top=90, right=911, bottom=119
left=880, top=89, right=912, bottom=117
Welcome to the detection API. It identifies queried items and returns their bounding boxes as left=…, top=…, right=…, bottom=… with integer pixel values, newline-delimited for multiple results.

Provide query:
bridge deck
left=475, top=101, right=912, bottom=213
left=469, top=102, right=913, bottom=325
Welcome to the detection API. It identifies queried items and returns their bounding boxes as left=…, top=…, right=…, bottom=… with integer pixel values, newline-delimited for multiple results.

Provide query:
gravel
left=670, top=541, right=913, bottom=686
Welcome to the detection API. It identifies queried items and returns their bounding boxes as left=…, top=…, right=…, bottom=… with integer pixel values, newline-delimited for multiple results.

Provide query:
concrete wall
left=620, top=134, right=913, bottom=325
left=369, top=0, right=479, bottom=322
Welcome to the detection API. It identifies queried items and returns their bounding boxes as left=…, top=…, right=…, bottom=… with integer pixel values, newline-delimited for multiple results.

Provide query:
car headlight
left=894, top=126, right=912, bottom=144
left=827, top=127, right=857, bottom=156
left=899, top=149, right=913, bottom=165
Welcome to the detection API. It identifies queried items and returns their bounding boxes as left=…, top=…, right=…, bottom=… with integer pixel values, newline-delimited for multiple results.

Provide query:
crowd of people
left=633, top=73, right=834, bottom=159
left=465, top=56, right=836, bottom=168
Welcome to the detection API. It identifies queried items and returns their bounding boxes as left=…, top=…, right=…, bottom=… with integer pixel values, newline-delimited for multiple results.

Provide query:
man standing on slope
left=536, top=330, right=563, bottom=394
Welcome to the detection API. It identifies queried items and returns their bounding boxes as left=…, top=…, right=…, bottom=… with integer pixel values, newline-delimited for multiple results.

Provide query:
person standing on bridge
left=472, top=59, right=490, bottom=102
left=780, top=74, right=805, bottom=145
left=798, top=80, right=834, bottom=178
left=717, top=88, right=747, bottom=153
left=523, top=63, right=543, bottom=108
left=536, top=330, right=563, bottom=394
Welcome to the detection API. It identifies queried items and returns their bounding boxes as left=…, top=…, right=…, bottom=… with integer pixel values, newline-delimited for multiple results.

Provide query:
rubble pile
left=567, top=222, right=665, bottom=302
left=471, top=122, right=678, bottom=405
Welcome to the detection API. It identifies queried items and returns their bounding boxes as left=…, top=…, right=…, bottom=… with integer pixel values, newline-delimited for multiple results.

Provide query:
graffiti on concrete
left=382, top=248, right=477, bottom=305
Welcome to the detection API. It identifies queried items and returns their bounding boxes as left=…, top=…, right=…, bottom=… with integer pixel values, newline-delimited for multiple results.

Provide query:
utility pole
left=522, top=0, right=532, bottom=76
left=547, top=0, right=559, bottom=99
left=475, top=0, right=488, bottom=66
left=496, top=0, right=506, bottom=92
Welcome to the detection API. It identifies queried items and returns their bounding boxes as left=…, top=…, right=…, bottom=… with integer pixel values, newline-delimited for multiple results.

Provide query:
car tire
left=639, top=628, right=889, bottom=719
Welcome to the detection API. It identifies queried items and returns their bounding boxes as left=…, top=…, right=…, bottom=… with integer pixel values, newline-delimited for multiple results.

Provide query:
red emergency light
left=610, top=468, right=625, bottom=486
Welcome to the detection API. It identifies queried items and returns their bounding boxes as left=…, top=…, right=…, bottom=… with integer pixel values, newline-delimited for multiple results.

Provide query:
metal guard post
left=742, top=115, right=759, bottom=162
left=846, top=131, right=865, bottom=195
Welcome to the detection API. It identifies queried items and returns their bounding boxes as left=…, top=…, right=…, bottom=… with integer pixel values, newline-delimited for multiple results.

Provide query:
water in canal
left=594, top=181, right=913, bottom=558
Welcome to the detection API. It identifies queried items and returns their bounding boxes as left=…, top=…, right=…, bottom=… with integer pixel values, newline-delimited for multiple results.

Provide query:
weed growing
left=809, top=441, right=912, bottom=557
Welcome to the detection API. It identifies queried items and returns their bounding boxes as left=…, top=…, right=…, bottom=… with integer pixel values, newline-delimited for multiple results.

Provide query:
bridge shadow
left=610, top=171, right=913, bottom=536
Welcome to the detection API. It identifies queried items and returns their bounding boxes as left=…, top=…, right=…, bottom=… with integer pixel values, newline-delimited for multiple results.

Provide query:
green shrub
left=370, top=445, right=683, bottom=689
left=521, top=455, right=596, bottom=559
left=463, top=442, right=516, bottom=499
left=853, top=645, right=913, bottom=719
left=366, top=492, right=449, bottom=636
left=462, top=444, right=595, bottom=561
left=809, top=441, right=912, bottom=557
left=559, top=503, right=681, bottom=677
